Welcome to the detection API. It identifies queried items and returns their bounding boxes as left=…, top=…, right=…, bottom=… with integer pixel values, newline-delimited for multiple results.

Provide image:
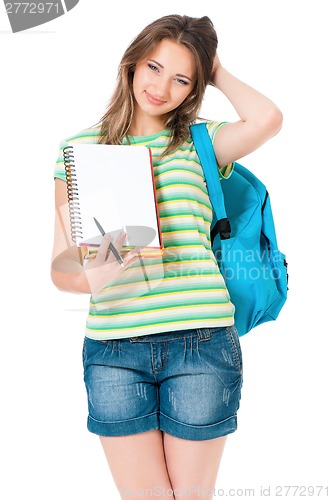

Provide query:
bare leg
left=163, top=432, right=228, bottom=500
left=99, top=429, right=175, bottom=500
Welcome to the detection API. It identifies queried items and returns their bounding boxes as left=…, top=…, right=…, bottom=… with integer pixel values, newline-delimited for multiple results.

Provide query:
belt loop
left=196, top=328, right=212, bottom=341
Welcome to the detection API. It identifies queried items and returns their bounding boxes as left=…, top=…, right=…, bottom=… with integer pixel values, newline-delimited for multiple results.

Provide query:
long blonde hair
left=96, top=14, right=218, bottom=155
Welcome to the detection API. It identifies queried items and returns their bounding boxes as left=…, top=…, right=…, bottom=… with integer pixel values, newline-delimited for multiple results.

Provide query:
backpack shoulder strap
left=190, top=123, right=231, bottom=241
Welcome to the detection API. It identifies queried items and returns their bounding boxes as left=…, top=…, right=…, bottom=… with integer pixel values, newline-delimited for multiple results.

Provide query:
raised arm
left=210, top=54, right=283, bottom=168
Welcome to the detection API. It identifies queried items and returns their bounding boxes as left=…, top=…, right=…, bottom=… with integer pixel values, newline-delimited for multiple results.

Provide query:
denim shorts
left=82, top=325, right=243, bottom=441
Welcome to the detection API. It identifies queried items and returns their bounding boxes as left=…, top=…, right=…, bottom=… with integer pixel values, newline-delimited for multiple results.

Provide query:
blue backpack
left=190, top=123, right=288, bottom=337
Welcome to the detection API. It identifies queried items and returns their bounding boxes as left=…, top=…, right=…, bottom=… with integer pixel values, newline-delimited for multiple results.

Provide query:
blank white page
left=68, top=143, right=162, bottom=248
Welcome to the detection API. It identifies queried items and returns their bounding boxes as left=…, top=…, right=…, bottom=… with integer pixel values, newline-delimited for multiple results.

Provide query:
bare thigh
left=100, top=429, right=227, bottom=500
left=99, top=429, right=174, bottom=499
left=163, top=432, right=228, bottom=500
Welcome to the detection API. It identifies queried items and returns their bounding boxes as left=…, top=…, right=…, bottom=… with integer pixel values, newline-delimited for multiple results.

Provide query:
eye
left=175, top=78, right=189, bottom=85
left=148, top=63, right=159, bottom=72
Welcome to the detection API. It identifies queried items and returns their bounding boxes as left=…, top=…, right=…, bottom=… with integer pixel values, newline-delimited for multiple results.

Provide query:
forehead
left=147, top=39, right=196, bottom=77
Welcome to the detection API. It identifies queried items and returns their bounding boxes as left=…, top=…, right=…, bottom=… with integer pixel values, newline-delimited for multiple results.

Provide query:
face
left=132, top=39, right=196, bottom=124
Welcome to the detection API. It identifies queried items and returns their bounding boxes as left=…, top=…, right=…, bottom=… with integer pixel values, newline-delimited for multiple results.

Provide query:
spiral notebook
left=63, top=143, right=162, bottom=250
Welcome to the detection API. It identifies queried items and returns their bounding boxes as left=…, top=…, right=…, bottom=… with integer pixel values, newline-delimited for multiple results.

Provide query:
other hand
left=82, top=230, right=144, bottom=294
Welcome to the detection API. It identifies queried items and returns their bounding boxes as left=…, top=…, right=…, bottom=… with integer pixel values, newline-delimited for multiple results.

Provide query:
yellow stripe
left=155, top=169, right=200, bottom=178
left=156, top=183, right=205, bottom=194
left=90, top=286, right=227, bottom=306
left=158, top=199, right=212, bottom=215
left=88, top=290, right=229, bottom=314
left=92, top=273, right=225, bottom=296
left=162, top=230, right=206, bottom=236
left=161, top=214, right=208, bottom=220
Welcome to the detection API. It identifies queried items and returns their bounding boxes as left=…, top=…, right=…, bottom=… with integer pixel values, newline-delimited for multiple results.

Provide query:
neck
left=129, top=108, right=167, bottom=136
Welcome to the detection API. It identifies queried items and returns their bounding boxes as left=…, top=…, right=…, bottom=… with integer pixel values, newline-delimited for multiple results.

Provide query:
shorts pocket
left=83, top=337, right=112, bottom=371
left=82, top=336, right=90, bottom=363
left=226, top=325, right=243, bottom=375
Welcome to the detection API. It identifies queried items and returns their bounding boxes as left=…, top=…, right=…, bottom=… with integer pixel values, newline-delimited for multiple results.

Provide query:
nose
left=154, top=77, right=170, bottom=99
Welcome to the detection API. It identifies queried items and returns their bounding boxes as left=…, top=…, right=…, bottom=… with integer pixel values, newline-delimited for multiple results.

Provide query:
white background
left=0, top=1, right=331, bottom=498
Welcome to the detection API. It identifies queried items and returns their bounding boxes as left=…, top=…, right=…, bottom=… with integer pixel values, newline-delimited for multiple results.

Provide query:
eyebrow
left=148, top=59, right=192, bottom=82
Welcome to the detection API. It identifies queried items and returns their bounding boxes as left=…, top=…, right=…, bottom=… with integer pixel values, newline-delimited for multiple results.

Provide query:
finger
left=98, top=233, right=114, bottom=261
left=124, top=252, right=146, bottom=270
left=127, top=245, right=144, bottom=256
left=102, top=231, right=127, bottom=263
left=122, top=245, right=144, bottom=261
left=114, top=230, right=127, bottom=245
left=123, top=254, right=141, bottom=268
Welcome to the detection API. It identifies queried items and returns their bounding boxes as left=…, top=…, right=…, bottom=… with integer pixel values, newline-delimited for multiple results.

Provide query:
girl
left=51, top=14, right=282, bottom=500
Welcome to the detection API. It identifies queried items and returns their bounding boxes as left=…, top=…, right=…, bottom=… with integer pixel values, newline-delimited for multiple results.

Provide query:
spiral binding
left=63, top=146, right=83, bottom=243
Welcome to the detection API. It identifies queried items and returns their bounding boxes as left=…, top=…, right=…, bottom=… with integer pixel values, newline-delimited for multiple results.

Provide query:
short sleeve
left=54, top=139, right=68, bottom=182
left=205, top=121, right=234, bottom=179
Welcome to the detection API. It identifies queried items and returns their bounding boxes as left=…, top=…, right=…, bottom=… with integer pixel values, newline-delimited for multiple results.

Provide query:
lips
left=145, top=91, right=167, bottom=105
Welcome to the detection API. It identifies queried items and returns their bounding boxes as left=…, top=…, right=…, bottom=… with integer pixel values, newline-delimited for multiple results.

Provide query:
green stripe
left=89, top=298, right=232, bottom=316
left=86, top=313, right=235, bottom=331
left=90, top=282, right=228, bottom=307
left=92, top=276, right=227, bottom=295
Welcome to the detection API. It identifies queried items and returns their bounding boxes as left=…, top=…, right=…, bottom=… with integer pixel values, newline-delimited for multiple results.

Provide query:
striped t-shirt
left=54, top=121, right=235, bottom=340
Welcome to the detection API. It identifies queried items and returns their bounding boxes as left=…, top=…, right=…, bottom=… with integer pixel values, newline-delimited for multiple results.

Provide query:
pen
left=93, top=217, right=125, bottom=267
